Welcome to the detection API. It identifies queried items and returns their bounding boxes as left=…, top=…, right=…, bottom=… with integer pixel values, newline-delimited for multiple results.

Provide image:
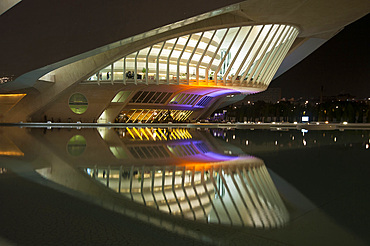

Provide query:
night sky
left=270, top=14, right=369, bottom=99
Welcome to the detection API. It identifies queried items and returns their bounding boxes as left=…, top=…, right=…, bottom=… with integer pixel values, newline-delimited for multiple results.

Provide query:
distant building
left=239, top=88, right=282, bottom=104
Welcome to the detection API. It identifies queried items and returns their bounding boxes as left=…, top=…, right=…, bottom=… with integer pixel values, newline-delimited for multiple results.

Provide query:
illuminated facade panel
left=116, top=109, right=193, bottom=123
left=86, top=24, right=298, bottom=92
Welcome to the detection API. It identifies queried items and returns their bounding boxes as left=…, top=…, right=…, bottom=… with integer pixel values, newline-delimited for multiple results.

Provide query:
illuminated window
left=69, top=93, right=88, bottom=114
left=83, top=24, right=299, bottom=91
left=111, top=91, right=131, bottom=103
left=196, top=96, right=213, bottom=106
left=67, top=135, right=86, bottom=156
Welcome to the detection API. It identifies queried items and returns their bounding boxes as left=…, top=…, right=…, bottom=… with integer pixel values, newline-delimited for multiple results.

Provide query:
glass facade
left=116, top=109, right=193, bottom=123
left=85, top=24, right=298, bottom=90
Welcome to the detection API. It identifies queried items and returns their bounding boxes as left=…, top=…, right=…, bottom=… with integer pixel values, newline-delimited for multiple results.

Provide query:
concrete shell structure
left=0, top=0, right=368, bottom=123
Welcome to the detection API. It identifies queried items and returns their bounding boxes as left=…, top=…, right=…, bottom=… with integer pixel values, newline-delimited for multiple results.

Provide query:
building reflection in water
left=81, top=127, right=289, bottom=228
left=1, top=126, right=369, bottom=244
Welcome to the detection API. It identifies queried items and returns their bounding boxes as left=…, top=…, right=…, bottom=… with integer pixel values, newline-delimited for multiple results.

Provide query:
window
left=196, top=96, right=213, bottom=106
left=67, top=135, right=86, bottom=156
left=111, top=91, right=131, bottom=103
left=69, top=93, right=88, bottom=114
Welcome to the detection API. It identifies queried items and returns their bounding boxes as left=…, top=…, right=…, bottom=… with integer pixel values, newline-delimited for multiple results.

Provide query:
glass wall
left=85, top=24, right=298, bottom=90
left=115, top=109, right=193, bottom=123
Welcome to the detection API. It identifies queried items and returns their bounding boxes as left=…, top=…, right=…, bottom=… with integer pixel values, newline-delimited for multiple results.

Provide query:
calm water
left=0, top=126, right=369, bottom=245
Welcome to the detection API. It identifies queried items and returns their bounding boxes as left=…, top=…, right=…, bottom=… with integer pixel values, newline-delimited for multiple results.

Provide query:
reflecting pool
left=0, top=126, right=369, bottom=246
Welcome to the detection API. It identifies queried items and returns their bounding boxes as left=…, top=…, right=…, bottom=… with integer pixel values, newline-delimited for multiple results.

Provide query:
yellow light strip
left=173, top=111, right=181, bottom=121
left=182, top=129, right=189, bottom=139
left=174, top=129, right=182, bottom=139
left=0, top=94, right=26, bottom=97
left=0, top=151, right=24, bottom=157
left=186, top=130, right=193, bottom=139
left=140, top=110, right=151, bottom=122
left=126, top=127, right=136, bottom=139
left=140, top=128, right=150, bottom=140
left=145, top=111, right=155, bottom=123
left=133, top=109, right=145, bottom=123
left=0, top=93, right=27, bottom=114
left=126, top=110, right=137, bottom=122
left=173, top=130, right=182, bottom=139
left=182, top=129, right=188, bottom=139
left=154, top=130, right=162, bottom=140
left=157, top=110, right=167, bottom=121
left=145, top=128, right=155, bottom=140
left=181, top=110, right=189, bottom=121
left=182, top=129, right=190, bottom=139
left=185, top=111, right=192, bottom=121
left=133, top=128, right=143, bottom=140
left=177, top=129, right=184, bottom=139
left=158, top=128, right=167, bottom=140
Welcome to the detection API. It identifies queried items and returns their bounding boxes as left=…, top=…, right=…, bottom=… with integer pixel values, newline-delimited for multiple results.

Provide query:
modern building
left=238, top=87, right=282, bottom=104
left=0, top=0, right=368, bottom=123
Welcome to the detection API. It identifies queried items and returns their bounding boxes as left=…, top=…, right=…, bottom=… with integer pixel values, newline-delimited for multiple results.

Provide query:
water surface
left=0, top=126, right=369, bottom=245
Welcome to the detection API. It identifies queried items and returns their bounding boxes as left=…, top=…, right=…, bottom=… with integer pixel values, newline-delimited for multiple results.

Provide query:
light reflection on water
left=38, top=127, right=289, bottom=228
left=1, top=126, right=370, bottom=244
left=83, top=160, right=288, bottom=228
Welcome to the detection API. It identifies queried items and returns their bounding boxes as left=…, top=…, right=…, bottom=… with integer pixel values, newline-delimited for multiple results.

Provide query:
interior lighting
left=0, top=93, right=26, bottom=98
left=302, top=116, right=309, bottom=122
left=0, top=151, right=24, bottom=157
left=301, top=129, right=308, bottom=134
left=343, top=122, right=348, bottom=125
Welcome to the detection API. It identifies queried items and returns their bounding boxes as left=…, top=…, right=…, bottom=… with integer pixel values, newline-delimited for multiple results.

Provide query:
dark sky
left=270, top=14, right=369, bottom=99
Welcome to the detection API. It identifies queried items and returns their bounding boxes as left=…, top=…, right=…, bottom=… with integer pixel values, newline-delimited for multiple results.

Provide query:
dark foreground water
left=0, top=126, right=369, bottom=246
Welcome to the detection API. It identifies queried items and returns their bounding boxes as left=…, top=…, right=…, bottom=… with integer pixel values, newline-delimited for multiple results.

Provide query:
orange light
left=0, top=151, right=24, bottom=157
left=0, top=94, right=25, bottom=97
left=0, top=94, right=27, bottom=114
